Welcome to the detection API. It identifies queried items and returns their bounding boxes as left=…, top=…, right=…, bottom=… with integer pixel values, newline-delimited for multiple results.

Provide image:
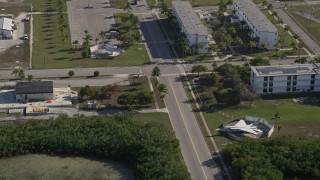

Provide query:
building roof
left=16, top=81, right=53, bottom=94
left=172, top=1, right=208, bottom=36
left=251, top=64, right=320, bottom=77
left=0, top=17, right=12, bottom=31
left=233, top=0, right=277, bottom=33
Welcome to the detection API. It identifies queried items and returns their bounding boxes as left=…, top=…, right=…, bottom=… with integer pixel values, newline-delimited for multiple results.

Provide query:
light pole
left=308, top=7, right=314, bottom=31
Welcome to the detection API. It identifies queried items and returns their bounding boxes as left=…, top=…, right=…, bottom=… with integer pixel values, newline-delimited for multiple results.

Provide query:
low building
left=250, top=64, right=320, bottom=94
left=16, top=81, right=54, bottom=101
left=172, top=1, right=209, bottom=54
left=0, top=16, right=13, bottom=39
left=232, top=0, right=278, bottom=50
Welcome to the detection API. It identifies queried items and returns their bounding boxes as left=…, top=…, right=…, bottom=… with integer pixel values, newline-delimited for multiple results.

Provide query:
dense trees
left=0, top=115, right=190, bottom=179
left=223, top=136, right=320, bottom=179
left=117, top=91, right=155, bottom=107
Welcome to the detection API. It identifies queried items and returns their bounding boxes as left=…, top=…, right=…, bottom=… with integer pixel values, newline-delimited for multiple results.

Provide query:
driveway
left=66, top=0, right=123, bottom=44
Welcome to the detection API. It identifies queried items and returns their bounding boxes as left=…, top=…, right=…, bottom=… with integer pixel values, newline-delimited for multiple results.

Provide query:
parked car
left=86, top=4, right=93, bottom=8
left=23, top=34, right=28, bottom=40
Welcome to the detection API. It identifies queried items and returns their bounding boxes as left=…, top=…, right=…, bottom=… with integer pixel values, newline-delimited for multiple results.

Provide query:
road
left=269, top=0, right=320, bottom=54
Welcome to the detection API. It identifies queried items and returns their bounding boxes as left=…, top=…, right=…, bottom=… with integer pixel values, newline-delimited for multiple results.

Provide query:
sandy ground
left=0, top=154, right=135, bottom=180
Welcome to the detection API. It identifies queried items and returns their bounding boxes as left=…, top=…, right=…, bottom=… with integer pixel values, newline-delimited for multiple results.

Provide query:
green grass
left=146, top=0, right=158, bottom=7
left=133, top=112, right=172, bottom=129
left=24, top=0, right=66, bottom=12
left=287, top=4, right=320, bottom=12
left=157, top=0, right=219, bottom=7
left=252, top=0, right=265, bottom=4
left=109, top=0, right=126, bottom=9
left=0, top=154, right=133, bottom=180
left=32, top=14, right=149, bottom=69
left=150, top=77, right=166, bottom=109
left=290, top=13, right=320, bottom=45
left=0, top=5, right=29, bottom=16
left=204, top=99, right=320, bottom=138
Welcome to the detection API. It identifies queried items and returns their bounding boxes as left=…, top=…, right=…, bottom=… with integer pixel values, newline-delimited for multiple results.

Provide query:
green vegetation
left=109, top=0, right=127, bottom=9
left=151, top=78, right=166, bottom=108
left=223, top=136, right=320, bottom=179
left=32, top=14, right=149, bottom=69
left=0, top=154, right=133, bottom=180
left=0, top=114, right=190, bottom=179
left=24, top=0, right=66, bottom=12
left=159, top=0, right=220, bottom=7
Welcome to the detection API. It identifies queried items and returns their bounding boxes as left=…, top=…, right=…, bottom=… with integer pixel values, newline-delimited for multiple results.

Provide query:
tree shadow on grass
left=42, top=30, right=52, bottom=33
left=55, top=57, right=68, bottom=60
left=69, top=57, right=82, bottom=61
left=46, top=46, right=54, bottom=49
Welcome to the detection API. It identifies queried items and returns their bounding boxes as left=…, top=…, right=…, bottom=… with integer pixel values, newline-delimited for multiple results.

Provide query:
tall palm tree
left=272, top=112, right=282, bottom=135
left=248, top=41, right=256, bottom=54
left=157, top=84, right=168, bottom=99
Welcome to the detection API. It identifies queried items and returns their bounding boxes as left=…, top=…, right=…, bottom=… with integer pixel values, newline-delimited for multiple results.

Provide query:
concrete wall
left=16, top=93, right=53, bottom=101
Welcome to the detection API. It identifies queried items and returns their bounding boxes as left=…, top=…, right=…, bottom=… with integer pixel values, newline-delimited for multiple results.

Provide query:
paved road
left=131, top=1, right=173, bottom=62
left=269, top=0, right=320, bottom=54
left=160, top=75, right=222, bottom=180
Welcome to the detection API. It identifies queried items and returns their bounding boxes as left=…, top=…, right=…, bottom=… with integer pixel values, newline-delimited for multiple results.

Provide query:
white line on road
left=168, top=78, right=208, bottom=180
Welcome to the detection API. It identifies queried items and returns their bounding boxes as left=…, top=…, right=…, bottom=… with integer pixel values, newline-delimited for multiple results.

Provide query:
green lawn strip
left=204, top=99, right=320, bottom=138
left=24, top=0, right=67, bottom=12
left=290, top=13, right=320, bottom=44
left=150, top=78, right=166, bottom=109
left=252, top=0, right=264, bottom=4
left=32, top=13, right=148, bottom=69
left=109, top=0, right=126, bottom=9
left=287, top=4, right=320, bottom=12
left=262, top=9, right=296, bottom=48
left=133, top=112, right=172, bottom=131
left=0, top=5, right=29, bottom=16
left=146, top=0, right=158, bottom=7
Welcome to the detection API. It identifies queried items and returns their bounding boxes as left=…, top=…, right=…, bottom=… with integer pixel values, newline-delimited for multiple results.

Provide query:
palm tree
left=157, top=84, right=168, bottom=99
left=248, top=41, right=256, bottom=54
left=12, top=68, right=19, bottom=77
left=123, top=2, right=132, bottom=13
left=234, top=37, right=243, bottom=53
left=262, top=42, right=269, bottom=50
left=18, top=69, right=25, bottom=79
left=152, top=66, right=161, bottom=77
left=275, top=39, right=282, bottom=56
left=272, top=112, right=282, bottom=135
left=291, top=42, right=298, bottom=52
left=82, top=34, right=93, bottom=48
left=98, top=31, right=106, bottom=40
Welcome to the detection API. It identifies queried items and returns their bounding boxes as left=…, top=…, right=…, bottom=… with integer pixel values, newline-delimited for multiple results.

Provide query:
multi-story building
left=232, top=0, right=278, bottom=50
left=172, top=1, right=209, bottom=54
left=0, top=16, right=13, bottom=39
left=250, top=64, right=320, bottom=94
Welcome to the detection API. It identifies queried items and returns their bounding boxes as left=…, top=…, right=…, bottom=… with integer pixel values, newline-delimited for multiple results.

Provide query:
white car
left=23, top=34, right=28, bottom=40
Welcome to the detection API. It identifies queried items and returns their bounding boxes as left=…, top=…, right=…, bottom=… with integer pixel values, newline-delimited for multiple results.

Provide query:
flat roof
left=16, top=81, right=53, bottom=94
left=172, top=1, right=208, bottom=36
left=251, top=64, right=320, bottom=77
left=0, top=17, right=12, bottom=31
left=233, top=0, right=277, bottom=33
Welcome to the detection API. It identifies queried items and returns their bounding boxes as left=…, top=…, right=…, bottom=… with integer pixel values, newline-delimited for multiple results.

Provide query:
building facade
left=250, top=64, right=320, bottom=94
left=172, top=1, right=209, bottom=54
left=0, top=17, right=13, bottom=39
left=15, top=81, right=54, bottom=101
left=232, top=0, right=278, bottom=50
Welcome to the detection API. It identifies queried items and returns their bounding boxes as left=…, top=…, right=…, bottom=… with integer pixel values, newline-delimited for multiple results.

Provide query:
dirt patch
left=0, top=154, right=134, bottom=180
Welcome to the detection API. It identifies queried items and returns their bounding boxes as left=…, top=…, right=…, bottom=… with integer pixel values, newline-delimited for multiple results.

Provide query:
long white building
left=172, top=1, right=209, bottom=54
left=250, top=64, right=320, bottom=94
left=232, top=0, right=278, bottom=50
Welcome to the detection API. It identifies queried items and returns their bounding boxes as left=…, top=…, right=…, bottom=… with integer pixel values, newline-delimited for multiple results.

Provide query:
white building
left=15, top=81, right=54, bottom=101
left=250, top=64, right=320, bottom=94
left=172, top=1, right=209, bottom=54
left=0, top=17, right=13, bottom=39
left=232, top=0, right=278, bottom=50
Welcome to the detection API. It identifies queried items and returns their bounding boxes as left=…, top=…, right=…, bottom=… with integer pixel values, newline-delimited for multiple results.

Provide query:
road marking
left=168, top=78, right=208, bottom=180
left=176, top=64, right=185, bottom=73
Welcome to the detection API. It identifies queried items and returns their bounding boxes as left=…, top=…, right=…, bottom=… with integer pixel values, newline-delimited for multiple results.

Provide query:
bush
left=0, top=115, right=191, bottom=179
left=94, top=71, right=100, bottom=77
left=68, top=70, right=75, bottom=77
left=82, top=50, right=89, bottom=58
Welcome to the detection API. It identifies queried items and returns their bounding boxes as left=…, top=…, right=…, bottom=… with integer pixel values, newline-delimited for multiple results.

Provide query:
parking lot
left=66, top=0, right=124, bottom=44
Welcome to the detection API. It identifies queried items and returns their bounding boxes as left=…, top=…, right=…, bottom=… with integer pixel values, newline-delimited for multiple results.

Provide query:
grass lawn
left=290, top=13, right=320, bottom=45
left=287, top=4, right=320, bottom=13
left=32, top=14, right=149, bottom=69
left=24, top=0, right=67, bottom=12
left=0, top=5, right=29, bottom=16
left=162, top=0, right=220, bottom=7
left=146, top=0, right=158, bottom=7
left=133, top=112, right=172, bottom=130
left=0, top=154, right=133, bottom=180
left=109, top=0, right=126, bottom=9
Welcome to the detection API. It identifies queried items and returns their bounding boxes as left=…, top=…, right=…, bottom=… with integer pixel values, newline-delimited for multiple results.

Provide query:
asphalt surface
left=66, top=0, right=123, bottom=44
left=131, top=1, right=173, bottom=62
left=270, top=0, right=320, bottom=54
left=160, top=75, right=222, bottom=180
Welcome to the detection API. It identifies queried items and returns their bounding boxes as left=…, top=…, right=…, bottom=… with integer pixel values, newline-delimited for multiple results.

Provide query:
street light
left=308, top=7, right=314, bottom=31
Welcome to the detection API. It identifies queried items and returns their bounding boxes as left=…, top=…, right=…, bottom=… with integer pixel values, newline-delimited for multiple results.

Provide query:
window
left=311, top=80, right=315, bottom=85
left=263, top=89, right=267, bottom=93
left=293, top=75, right=297, bottom=80
left=269, top=88, right=273, bottom=92
left=293, top=81, right=297, bottom=86
left=270, top=76, right=273, bottom=81
left=264, top=77, right=268, bottom=81
left=287, top=82, right=291, bottom=86
left=286, top=87, right=290, bottom=92
left=263, top=83, right=267, bottom=87
left=269, top=82, right=273, bottom=87
left=311, top=86, right=314, bottom=91
left=292, top=87, right=296, bottom=91
left=311, top=74, right=315, bottom=79
left=287, top=76, right=291, bottom=80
